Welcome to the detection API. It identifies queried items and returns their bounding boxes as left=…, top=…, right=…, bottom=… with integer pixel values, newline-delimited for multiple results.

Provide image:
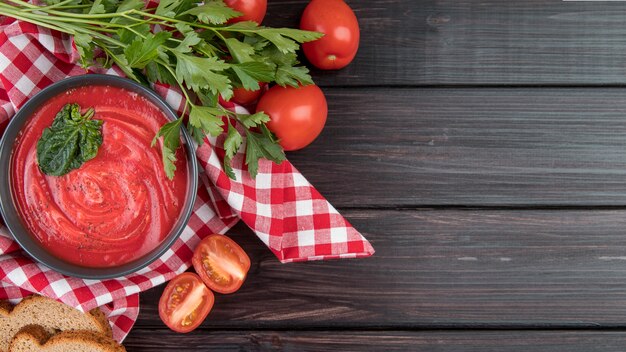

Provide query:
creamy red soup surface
left=11, top=85, right=189, bottom=268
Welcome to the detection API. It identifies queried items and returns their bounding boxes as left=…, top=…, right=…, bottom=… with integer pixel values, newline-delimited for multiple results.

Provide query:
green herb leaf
left=223, top=121, right=243, bottom=179
left=146, top=61, right=178, bottom=86
left=256, top=28, right=323, bottom=54
left=88, top=0, right=105, bottom=14
left=271, top=28, right=324, bottom=43
left=189, top=104, right=225, bottom=137
left=161, top=146, right=178, bottom=181
left=116, top=0, right=144, bottom=12
left=116, top=23, right=149, bottom=45
left=107, top=52, right=140, bottom=81
left=197, top=89, right=219, bottom=107
left=124, top=31, right=171, bottom=69
left=224, top=38, right=254, bottom=63
left=195, top=40, right=221, bottom=58
left=155, top=0, right=179, bottom=17
left=187, top=124, right=206, bottom=145
left=152, top=118, right=182, bottom=150
left=256, top=31, right=298, bottom=54
left=182, top=0, right=241, bottom=25
left=73, top=33, right=93, bottom=69
left=245, top=125, right=285, bottom=178
left=231, top=61, right=275, bottom=90
left=224, top=21, right=258, bottom=31
left=173, top=52, right=232, bottom=98
left=110, top=0, right=144, bottom=24
left=36, top=104, right=103, bottom=177
left=100, top=0, right=120, bottom=13
left=275, top=64, right=313, bottom=87
left=174, top=23, right=201, bottom=53
left=152, top=119, right=182, bottom=180
left=261, top=48, right=314, bottom=87
left=237, top=111, right=270, bottom=129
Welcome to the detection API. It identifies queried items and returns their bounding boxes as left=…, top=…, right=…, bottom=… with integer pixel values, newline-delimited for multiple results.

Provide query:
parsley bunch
left=0, top=0, right=322, bottom=179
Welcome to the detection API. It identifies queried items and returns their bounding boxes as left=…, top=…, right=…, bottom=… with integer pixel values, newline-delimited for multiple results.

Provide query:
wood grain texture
left=265, top=0, right=626, bottom=86
left=129, top=1, right=626, bottom=347
left=123, top=329, right=626, bottom=352
left=134, top=209, right=626, bottom=330
left=286, top=87, right=626, bottom=207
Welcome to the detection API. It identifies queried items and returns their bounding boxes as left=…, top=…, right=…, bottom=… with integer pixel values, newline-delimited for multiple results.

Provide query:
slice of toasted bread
left=8, top=325, right=125, bottom=352
left=0, top=295, right=112, bottom=352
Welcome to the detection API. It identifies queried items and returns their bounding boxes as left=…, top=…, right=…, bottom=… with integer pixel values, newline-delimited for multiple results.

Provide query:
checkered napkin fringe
left=0, top=18, right=374, bottom=341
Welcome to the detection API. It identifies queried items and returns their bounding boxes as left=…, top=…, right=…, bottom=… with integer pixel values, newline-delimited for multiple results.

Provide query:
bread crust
left=9, top=327, right=126, bottom=352
left=0, top=295, right=113, bottom=352
left=89, top=307, right=113, bottom=338
left=11, top=325, right=48, bottom=345
left=0, top=300, right=12, bottom=315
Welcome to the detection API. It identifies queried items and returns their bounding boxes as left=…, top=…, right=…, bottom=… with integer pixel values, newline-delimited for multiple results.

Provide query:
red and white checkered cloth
left=0, top=18, right=374, bottom=341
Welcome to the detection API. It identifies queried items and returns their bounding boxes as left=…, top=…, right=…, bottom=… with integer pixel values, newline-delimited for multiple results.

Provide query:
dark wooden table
left=125, top=1, right=626, bottom=350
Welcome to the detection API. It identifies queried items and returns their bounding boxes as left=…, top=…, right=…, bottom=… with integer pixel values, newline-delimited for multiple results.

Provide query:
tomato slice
left=158, top=272, right=214, bottom=333
left=192, top=234, right=251, bottom=294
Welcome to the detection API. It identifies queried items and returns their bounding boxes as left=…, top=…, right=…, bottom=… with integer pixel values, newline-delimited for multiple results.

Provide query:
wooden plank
left=285, top=87, right=626, bottom=207
left=123, top=329, right=626, bottom=352
left=265, top=0, right=626, bottom=86
left=136, top=209, right=626, bottom=329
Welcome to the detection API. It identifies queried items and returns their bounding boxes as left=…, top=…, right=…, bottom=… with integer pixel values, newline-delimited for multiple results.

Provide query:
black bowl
left=0, top=75, right=198, bottom=279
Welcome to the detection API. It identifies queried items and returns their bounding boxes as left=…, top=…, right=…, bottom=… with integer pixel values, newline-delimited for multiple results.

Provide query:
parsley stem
left=212, top=29, right=227, bottom=41
left=97, top=41, right=138, bottom=79
left=156, top=59, right=193, bottom=115
left=180, top=100, right=189, bottom=118
left=69, top=24, right=123, bottom=46
left=26, top=7, right=133, bottom=19
left=124, top=26, right=147, bottom=39
left=8, top=11, right=118, bottom=33
left=121, top=10, right=232, bottom=41
left=131, top=10, right=181, bottom=23
left=29, top=0, right=79, bottom=11
left=2, top=5, right=136, bottom=32
left=0, top=5, right=125, bottom=45
left=4, top=0, right=37, bottom=9
left=28, top=4, right=93, bottom=10
left=0, top=6, right=73, bottom=34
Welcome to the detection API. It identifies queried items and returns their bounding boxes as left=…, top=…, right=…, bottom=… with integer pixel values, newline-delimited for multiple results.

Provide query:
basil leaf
left=79, top=118, right=104, bottom=161
left=36, top=103, right=103, bottom=176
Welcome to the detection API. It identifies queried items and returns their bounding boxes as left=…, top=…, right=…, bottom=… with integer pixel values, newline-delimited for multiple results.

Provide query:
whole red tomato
left=224, top=0, right=267, bottom=24
left=300, top=0, right=360, bottom=70
left=256, top=84, right=327, bottom=151
left=231, top=83, right=266, bottom=106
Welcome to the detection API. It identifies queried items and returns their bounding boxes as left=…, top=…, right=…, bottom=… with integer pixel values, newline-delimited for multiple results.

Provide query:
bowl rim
left=0, top=74, right=199, bottom=279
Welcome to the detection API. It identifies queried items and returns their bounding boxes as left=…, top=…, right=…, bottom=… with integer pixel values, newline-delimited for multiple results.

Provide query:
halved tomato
left=192, top=234, right=251, bottom=294
left=158, top=272, right=214, bottom=333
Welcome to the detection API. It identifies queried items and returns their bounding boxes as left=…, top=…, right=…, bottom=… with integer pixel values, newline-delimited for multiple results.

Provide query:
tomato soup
left=10, top=85, right=189, bottom=268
